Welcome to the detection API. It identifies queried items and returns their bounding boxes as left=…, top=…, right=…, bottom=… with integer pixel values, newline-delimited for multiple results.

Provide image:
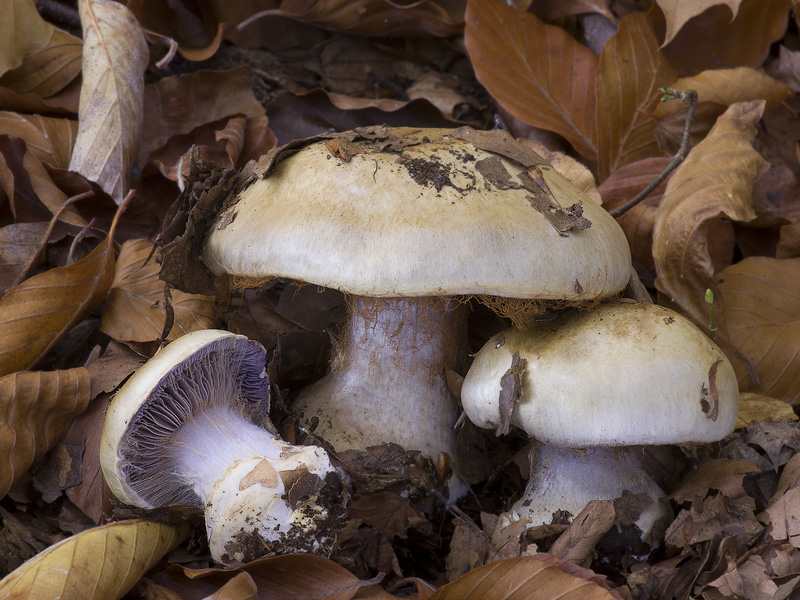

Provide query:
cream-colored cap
left=203, top=127, right=631, bottom=300
left=461, top=301, right=739, bottom=447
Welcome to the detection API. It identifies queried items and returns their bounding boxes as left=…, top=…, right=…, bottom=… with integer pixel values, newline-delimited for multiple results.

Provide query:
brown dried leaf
left=0, top=520, right=190, bottom=599
left=0, top=368, right=91, bottom=499
left=767, top=487, right=800, bottom=547
left=69, top=0, right=148, bottom=204
left=429, top=555, right=623, bottom=599
left=464, top=0, right=598, bottom=160
left=518, top=139, right=601, bottom=204
left=652, top=101, right=767, bottom=328
left=651, top=68, right=793, bottom=120
left=655, top=0, right=745, bottom=46
left=0, top=222, right=49, bottom=296
left=0, top=112, right=78, bottom=169
left=716, top=256, right=800, bottom=401
left=595, top=11, right=676, bottom=180
left=0, top=0, right=54, bottom=75
left=496, top=351, right=525, bottom=437
left=669, top=458, right=759, bottom=503
left=0, top=29, right=83, bottom=99
left=549, top=500, right=616, bottom=565
left=101, top=239, right=215, bottom=342
left=0, top=208, right=119, bottom=377
left=737, top=392, right=798, bottom=428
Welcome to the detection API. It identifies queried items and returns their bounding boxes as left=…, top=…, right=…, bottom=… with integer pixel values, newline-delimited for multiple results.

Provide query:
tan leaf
left=655, top=0, right=745, bottom=46
left=736, top=392, right=798, bottom=429
left=716, top=256, right=800, bottom=402
left=652, top=101, right=768, bottom=328
left=464, top=0, right=598, bottom=160
left=549, top=500, right=616, bottom=565
left=101, top=238, right=215, bottom=342
left=0, top=207, right=120, bottom=377
left=0, top=368, right=90, bottom=499
left=651, top=67, right=793, bottom=120
left=69, top=0, right=148, bottom=204
left=595, top=11, right=676, bottom=180
left=519, top=139, right=601, bottom=204
left=0, top=222, right=49, bottom=296
left=0, top=29, right=83, bottom=99
left=0, top=111, right=78, bottom=168
left=0, top=519, right=190, bottom=599
left=0, top=0, right=54, bottom=76
left=429, top=555, right=622, bottom=599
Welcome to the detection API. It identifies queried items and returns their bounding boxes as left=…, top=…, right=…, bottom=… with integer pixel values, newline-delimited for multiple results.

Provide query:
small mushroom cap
left=100, top=329, right=270, bottom=508
left=461, top=301, right=739, bottom=447
left=203, top=127, right=631, bottom=300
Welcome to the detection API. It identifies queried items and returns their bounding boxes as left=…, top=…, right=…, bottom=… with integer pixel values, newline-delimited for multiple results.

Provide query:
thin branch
left=609, top=88, right=698, bottom=218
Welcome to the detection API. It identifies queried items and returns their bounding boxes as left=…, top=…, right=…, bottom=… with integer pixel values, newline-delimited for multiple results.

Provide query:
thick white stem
left=171, top=405, right=336, bottom=564
left=295, top=296, right=463, bottom=464
left=510, top=442, right=671, bottom=544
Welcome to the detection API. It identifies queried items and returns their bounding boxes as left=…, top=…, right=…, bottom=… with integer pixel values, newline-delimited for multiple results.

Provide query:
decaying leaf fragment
left=496, top=350, right=525, bottom=437
left=69, top=0, right=148, bottom=204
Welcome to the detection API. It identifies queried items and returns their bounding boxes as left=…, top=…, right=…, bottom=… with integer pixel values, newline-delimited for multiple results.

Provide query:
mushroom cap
left=203, top=127, right=631, bottom=300
left=100, top=329, right=270, bottom=508
left=461, top=301, right=739, bottom=447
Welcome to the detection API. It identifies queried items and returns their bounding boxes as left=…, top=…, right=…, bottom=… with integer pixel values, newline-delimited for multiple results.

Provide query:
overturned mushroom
left=200, top=126, right=632, bottom=481
left=100, top=329, right=344, bottom=566
left=460, top=301, right=739, bottom=543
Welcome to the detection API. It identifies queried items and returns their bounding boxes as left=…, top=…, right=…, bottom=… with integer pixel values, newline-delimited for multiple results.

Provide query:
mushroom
left=200, top=126, right=632, bottom=476
left=100, top=329, right=343, bottom=566
left=460, top=301, right=739, bottom=542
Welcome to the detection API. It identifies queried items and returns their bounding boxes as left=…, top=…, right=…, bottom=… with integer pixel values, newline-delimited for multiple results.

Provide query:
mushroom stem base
left=510, top=442, right=671, bottom=545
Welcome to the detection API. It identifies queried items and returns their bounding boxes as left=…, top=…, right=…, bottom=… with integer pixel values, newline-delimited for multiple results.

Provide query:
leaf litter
left=2, top=0, right=800, bottom=598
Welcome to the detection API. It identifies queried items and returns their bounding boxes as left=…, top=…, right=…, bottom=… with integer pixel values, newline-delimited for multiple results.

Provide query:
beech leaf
left=0, top=368, right=91, bottom=498
left=716, top=256, right=800, bottom=402
left=428, top=555, right=622, bottom=599
left=595, top=11, right=677, bottom=180
left=69, top=0, right=148, bottom=204
left=655, top=0, right=745, bottom=47
left=0, top=520, right=190, bottom=599
left=0, top=29, right=83, bottom=99
left=652, top=101, right=768, bottom=327
left=0, top=203, right=121, bottom=377
left=0, top=0, right=54, bottom=76
left=737, top=392, right=799, bottom=429
left=464, top=0, right=598, bottom=160
left=100, top=238, right=216, bottom=342
left=0, top=111, right=78, bottom=168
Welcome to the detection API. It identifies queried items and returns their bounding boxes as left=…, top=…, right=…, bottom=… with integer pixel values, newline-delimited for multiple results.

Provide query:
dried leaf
left=0, top=222, right=49, bottom=296
left=737, top=392, right=798, bottom=428
left=496, top=351, right=525, bottom=437
left=0, top=29, right=83, bottom=99
left=767, top=487, right=800, bottom=547
left=69, top=0, right=148, bottom=204
left=0, top=112, right=78, bottom=169
left=669, top=458, right=759, bottom=503
left=0, top=204, right=120, bottom=377
left=0, top=519, right=190, bottom=599
left=651, top=67, right=793, bottom=120
left=549, top=500, right=616, bottom=565
left=716, top=256, right=800, bottom=401
left=655, top=0, right=745, bottom=46
left=429, top=555, right=623, bottom=599
left=595, top=11, right=676, bottom=180
left=464, top=0, right=598, bottom=159
left=652, top=101, right=767, bottom=327
left=0, top=0, right=54, bottom=76
left=0, top=368, right=91, bottom=499
left=101, top=239, right=215, bottom=342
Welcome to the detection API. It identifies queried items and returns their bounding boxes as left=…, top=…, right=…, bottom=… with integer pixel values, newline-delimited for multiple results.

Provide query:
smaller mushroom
left=460, top=301, right=739, bottom=543
left=100, top=329, right=344, bottom=566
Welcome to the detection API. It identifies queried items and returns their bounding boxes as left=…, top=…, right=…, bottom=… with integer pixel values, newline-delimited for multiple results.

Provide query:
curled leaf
left=0, top=520, right=190, bottom=599
left=656, top=0, right=745, bottom=47
left=0, top=0, right=54, bottom=76
left=69, top=0, right=148, bottom=204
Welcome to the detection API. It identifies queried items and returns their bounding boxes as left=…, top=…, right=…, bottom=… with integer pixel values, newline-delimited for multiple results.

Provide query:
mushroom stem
left=295, top=295, right=464, bottom=464
left=170, top=404, right=337, bottom=564
left=511, top=442, right=671, bottom=544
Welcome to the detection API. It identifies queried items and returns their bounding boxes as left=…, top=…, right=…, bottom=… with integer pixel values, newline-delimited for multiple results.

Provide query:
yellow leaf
left=101, top=239, right=216, bottom=342
left=0, top=112, right=78, bottom=169
left=736, top=392, right=798, bottom=428
left=69, top=0, right=148, bottom=204
left=0, top=368, right=91, bottom=498
left=0, top=520, right=190, bottom=600
left=652, top=101, right=768, bottom=328
left=655, top=0, right=745, bottom=47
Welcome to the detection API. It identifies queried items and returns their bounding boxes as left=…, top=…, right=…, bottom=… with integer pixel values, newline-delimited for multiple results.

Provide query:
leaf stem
left=609, top=88, right=698, bottom=218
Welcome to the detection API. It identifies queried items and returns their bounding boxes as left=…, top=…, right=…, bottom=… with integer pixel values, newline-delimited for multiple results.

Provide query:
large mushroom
left=100, top=329, right=344, bottom=566
left=200, top=126, right=632, bottom=475
left=460, top=300, right=739, bottom=542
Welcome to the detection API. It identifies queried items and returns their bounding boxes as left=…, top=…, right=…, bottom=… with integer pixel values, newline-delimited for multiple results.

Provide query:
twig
left=609, top=88, right=698, bottom=218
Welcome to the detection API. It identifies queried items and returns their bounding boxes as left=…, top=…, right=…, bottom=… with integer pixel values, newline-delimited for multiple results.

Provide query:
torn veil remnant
left=197, top=126, right=632, bottom=490
left=460, top=301, right=739, bottom=545
left=100, top=329, right=345, bottom=566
